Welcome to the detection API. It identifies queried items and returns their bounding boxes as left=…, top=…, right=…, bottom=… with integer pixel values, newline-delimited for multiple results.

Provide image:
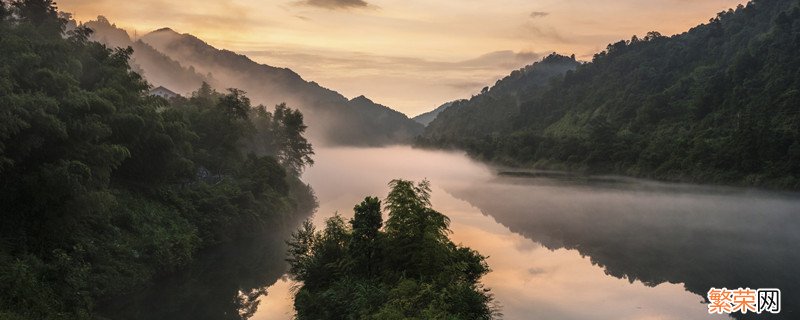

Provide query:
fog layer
left=253, top=146, right=796, bottom=319
left=81, top=17, right=423, bottom=146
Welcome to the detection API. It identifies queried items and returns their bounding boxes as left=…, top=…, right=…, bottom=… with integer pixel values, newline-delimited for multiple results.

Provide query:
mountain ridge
left=412, top=102, right=455, bottom=126
left=423, top=53, right=580, bottom=140
left=83, top=17, right=423, bottom=146
left=420, top=0, right=800, bottom=189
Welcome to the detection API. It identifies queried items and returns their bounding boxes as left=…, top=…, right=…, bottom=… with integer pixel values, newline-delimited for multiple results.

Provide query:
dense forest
left=80, top=16, right=209, bottom=95
left=0, top=1, right=315, bottom=319
left=287, top=180, right=497, bottom=320
left=420, top=0, right=800, bottom=189
left=84, top=18, right=424, bottom=146
left=423, top=54, right=579, bottom=137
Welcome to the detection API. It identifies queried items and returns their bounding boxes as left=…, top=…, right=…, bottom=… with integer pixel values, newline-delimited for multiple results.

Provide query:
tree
left=0, top=4, right=315, bottom=318
left=0, top=0, right=9, bottom=20
left=218, top=88, right=251, bottom=120
left=287, top=180, right=496, bottom=320
left=384, top=179, right=449, bottom=243
left=272, top=103, right=314, bottom=173
left=12, top=0, right=58, bottom=25
left=349, top=197, right=382, bottom=277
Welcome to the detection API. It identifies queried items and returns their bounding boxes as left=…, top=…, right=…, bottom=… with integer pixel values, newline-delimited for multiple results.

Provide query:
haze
left=253, top=146, right=800, bottom=319
left=60, top=0, right=744, bottom=116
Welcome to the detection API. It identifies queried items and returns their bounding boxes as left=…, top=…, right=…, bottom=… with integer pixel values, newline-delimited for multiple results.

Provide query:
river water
left=247, top=146, right=798, bottom=320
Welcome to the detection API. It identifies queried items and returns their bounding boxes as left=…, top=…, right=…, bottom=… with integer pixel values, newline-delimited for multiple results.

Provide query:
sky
left=60, top=0, right=745, bottom=116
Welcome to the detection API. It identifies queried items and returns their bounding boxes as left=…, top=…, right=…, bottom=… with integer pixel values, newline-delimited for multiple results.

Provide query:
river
left=249, top=146, right=798, bottom=320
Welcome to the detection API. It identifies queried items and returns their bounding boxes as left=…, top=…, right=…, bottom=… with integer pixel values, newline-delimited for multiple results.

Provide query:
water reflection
left=99, top=210, right=314, bottom=320
left=444, top=174, right=800, bottom=319
left=255, top=146, right=794, bottom=319
left=104, top=146, right=798, bottom=320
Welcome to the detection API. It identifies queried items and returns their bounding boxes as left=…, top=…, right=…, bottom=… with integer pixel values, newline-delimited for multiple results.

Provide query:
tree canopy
left=287, top=180, right=498, bottom=320
left=0, top=1, right=315, bottom=318
left=420, top=0, right=800, bottom=189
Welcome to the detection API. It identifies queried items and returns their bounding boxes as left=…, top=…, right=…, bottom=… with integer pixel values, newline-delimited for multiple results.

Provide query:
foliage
left=420, top=0, right=800, bottom=189
left=87, top=21, right=424, bottom=146
left=0, top=1, right=315, bottom=318
left=423, top=53, right=579, bottom=141
left=287, top=180, right=498, bottom=320
left=247, top=102, right=315, bottom=175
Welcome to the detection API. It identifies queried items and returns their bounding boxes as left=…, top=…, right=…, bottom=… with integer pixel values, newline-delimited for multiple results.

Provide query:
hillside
left=83, top=17, right=209, bottom=94
left=83, top=17, right=423, bottom=146
left=138, top=26, right=423, bottom=146
left=0, top=3, right=316, bottom=319
left=412, top=101, right=454, bottom=126
left=420, top=0, right=800, bottom=189
left=423, top=54, right=579, bottom=141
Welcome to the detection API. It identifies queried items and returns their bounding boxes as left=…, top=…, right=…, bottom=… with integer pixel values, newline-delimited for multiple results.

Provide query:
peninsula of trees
left=0, top=1, right=315, bottom=318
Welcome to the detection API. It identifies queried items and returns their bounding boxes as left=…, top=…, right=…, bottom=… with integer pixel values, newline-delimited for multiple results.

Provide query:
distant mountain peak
left=89, top=16, right=422, bottom=146
left=412, top=101, right=455, bottom=126
left=351, top=95, right=373, bottom=103
left=152, top=27, right=178, bottom=34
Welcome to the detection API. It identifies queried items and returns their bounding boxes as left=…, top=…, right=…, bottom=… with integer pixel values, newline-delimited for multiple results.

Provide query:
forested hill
left=0, top=1, right=315, bottom=318
left=83, top=18, right=423, bottom=146
left=81, top=16, right=209, bottom=95
left=423, top=53, right=579, bottom=138
left=420, top=0, right=800, bottom=189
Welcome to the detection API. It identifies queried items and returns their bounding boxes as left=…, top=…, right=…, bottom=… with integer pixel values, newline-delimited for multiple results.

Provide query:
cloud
left=296, top=0, right=369, bottom=10
left=240, top=48, right=544, bottom=112
left=447, top=80, right=486, bottom=90
left=242, top=49, right=541, bottom=75
left=63, top=0, right=263, bottom=35
left=530, top=11, right=549, bottom=18
left=519, top=21, right=567, bottom=44
left=527, top=267, right=546, bottom=276
left=459, top=50, right=541, bottom=69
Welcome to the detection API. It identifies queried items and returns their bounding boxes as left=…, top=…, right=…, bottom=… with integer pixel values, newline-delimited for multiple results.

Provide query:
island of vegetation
left=287, top=180, right=498, bottom=320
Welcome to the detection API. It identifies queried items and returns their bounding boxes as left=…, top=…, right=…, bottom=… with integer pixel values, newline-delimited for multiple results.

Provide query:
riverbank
left=413, top=142, right=800, bottom=191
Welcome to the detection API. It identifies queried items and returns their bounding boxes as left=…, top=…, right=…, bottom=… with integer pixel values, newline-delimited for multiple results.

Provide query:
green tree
left=0, top=2, right=315, bottom=318
left=272, top=103, right=314, bottom=174
left=287, top=180, right=496, bottom=320
left=383, top=180, right=452, bottom=280
left=349, top=197, right=383, bottom=277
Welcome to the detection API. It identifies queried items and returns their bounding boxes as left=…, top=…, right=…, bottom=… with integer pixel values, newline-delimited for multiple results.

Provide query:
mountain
left=138, top=27, right=423, bottom=146
left=423, top=53, right=579, bottom=141
left=420, top=0, right=800, bottom=189
left=0, top=5, right=316, bottom=319
left=84, top=18, right=423, bottom=146
left=445, top=178, right=800, bottom=320
left=412, top=102, right=454, bottom=126
left=83, top=17, right=209, bottom=95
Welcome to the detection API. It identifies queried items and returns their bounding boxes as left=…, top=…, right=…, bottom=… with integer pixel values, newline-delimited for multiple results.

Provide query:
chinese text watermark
left=707, top=287, right=780, bottom=314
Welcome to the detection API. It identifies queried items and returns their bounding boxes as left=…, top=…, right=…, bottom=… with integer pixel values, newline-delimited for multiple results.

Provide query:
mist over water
left=254, top=146, right=798, bottom=319
left=11, top=1, right=797, bottom=318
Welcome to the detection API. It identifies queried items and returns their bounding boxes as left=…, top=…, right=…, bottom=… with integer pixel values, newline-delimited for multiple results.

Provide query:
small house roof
left=150, top=86, right=176, bottom=94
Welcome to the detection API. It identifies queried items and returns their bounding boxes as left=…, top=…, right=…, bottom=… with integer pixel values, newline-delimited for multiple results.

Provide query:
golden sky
left=60, top=0, right=745, bottom=116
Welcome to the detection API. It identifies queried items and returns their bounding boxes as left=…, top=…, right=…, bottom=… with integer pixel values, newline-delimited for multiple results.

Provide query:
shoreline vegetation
left=415, top=142, right=800, bottom=192
left=418, top=0, right=800, bottom=190
left=1, top=0, right=798, bottom=319
left=0, top=1, right=316, bottom=319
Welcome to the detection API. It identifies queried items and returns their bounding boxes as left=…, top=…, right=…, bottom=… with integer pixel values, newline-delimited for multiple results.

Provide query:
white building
left=149, top=86, right=178, bottom=99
